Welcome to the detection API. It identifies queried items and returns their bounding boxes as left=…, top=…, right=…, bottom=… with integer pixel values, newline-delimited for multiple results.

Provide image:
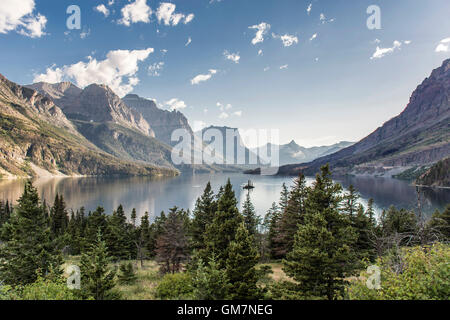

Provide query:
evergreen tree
left=106, top=205, right=133, bottom=261
left=283, top=165, right=357, bottom=300
left=0, top=181, right=62, bottom=286
left=242, top=193, right=259, bottom=238
left=342, top=185, right=359, bottom=217
left=155, top=207, right=189, bottom=274
left=130, top=208, right=137, bottom=227
left=192, top=255, right=231, bottom=300
left=272, top=174, right=308, bottom=258
left=118, top=262, right=138, bottom=285
left=204, top=179, right=243, bottom=268
left=226, top=223, right=261, bottom=300
left=191, top=182, right=217, bottom=252
left=80, top=231, right=118, bottom=300
left=84, top=207, right=108, bottom=246
left=134, top=212, right=151, bottom=267
left=50, top=194, right=69, bottom=237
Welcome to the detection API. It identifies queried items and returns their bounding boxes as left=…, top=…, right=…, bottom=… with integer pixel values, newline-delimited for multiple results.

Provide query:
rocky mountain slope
left=28, top=82, right=154, bottom=137
left=122, top=94, right=193, bottom=146
left=250, top=59, right=450, bottom=177
left=0, top=74, right=178, bottom=178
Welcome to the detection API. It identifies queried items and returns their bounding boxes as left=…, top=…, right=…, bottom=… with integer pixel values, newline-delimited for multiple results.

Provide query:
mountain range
left=254, top=58, right=450, bottom=178
left=253, top=140, right=354, bottom=166
left=0, top=74, right=177, bottom=178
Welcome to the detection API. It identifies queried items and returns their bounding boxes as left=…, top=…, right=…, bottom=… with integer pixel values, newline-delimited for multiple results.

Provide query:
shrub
left=347, top=243, right=450, bottom=300
left=155, top=273, right=193, bottom=300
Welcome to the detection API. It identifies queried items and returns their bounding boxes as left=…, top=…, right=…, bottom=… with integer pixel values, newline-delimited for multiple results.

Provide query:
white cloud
left=164, top=98, right=186, bottom=111
left=148, top=62, right=164, bottom=77
left=370, top=40, right=402, bottom=59
left=273, top=33, right=298, bottom=47
left=0, top=0, right=47, bottom=38
left=404, top=40, right=411, bottom=45
left=156, top=3, right=194, bottom=26
left=320, top=13, right=334, bottom=24
left=233, top=111, right=242, bottom=117
left=249, top=22, right=271, bottom=45
left=33, top=48, right=154, bottom=97
left=80, top=28, right=90, bottom=39
left=219, top=112, right=229, bottom=119
left=108, top=0, right=115, bottom=5
left=217, top=102, right=232, bottom=112
left=280, top=64, right=288, bottom=70
left=373, top=38, right=381, bottom=44
left=307, top=3, right=312, bottom=15
left=310, top=33, right=317, bottom=41
left=263, top=67, right=270, bottom=72
left=191, top=69, right=217, bottom=85
left=435, top=38, right=450, bottom=53
left=258, top=49, right=263, bottom=56
left=224, top=50, right=240, bottom=64
left=185, top=37, right=192, bottom=46
left=95, top=4, right=110, bottom=17
left=119, top=0, right=152, bottom=26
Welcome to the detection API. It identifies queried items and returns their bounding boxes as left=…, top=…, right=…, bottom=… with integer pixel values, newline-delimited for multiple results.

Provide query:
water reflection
left=0, top=174, right=448, bottom=221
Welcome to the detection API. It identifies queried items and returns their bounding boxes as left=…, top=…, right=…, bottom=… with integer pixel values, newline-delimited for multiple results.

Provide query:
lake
left=0, top=173, right=448, bottom=221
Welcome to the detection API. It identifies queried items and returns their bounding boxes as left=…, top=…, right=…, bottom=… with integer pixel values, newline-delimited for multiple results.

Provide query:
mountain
left=27, top=82, right=154, bottom=137
left=255, top=140, right=354, bottom=166
left=0, top=74, right=177, bottom=178
left=122, top=94, right=193, bottom=146
left=27, top=82, right=178, bottom=169
left=250, top=59, right=450, bottom=177
left=198, top=126, right=262, bottom=166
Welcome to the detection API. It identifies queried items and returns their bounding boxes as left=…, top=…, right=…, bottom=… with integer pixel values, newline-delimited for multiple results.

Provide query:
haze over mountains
left=266, top=58, right=450, bottom=177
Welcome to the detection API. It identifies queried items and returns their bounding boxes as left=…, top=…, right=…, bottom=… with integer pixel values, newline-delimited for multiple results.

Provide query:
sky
left=0, top=0, right=449, bottom=147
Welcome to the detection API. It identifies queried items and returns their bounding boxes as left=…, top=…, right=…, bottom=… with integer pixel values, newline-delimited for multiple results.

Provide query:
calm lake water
left=0, top=173, right=448, bottom=221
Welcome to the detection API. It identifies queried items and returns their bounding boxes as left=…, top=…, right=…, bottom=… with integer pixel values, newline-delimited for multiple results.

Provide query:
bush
left=347, top=243, right=450, bottom=300
left=155, top=273, right=193, bottom=300
left=0, top=275, right=83, bottom=300
left=118, top=263, right=138, bottom=285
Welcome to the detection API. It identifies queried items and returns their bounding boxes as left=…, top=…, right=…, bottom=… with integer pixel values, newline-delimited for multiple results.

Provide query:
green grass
left=62, top=257, right=290, bottom=300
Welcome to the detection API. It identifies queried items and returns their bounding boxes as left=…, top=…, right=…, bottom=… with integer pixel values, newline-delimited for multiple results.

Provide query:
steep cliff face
left=28, top=83, right=155, bottom=137
left=122, top=94, right=193, bottom=146
left=0, top=75, right=178, bottom=178
left=264, top=59, right=450, bottom=176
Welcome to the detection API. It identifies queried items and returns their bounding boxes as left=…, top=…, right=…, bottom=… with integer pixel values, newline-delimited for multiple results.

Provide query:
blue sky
left=0, top=0, right=449, bottom=147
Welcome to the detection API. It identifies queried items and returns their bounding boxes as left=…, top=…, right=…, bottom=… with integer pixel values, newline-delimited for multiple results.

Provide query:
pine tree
left=283, top=165, right=357, bottom=300
left=204, top=179, right=243, bottom=268
left=272, top=174, right=308, bottom=258
left=191, top=182, right=217, bottom=252
left=80, top=231, right=118, bottom=300
left=130, top=208, right=137, bottom=227
left=242, top=193, right=259, bottom=238
left=0, top=181, right=63, bottom=286
left=50, top=194, right=69, bottom=237
left=118, top=262, right=138, bottom=285
left=155, top=207, right=189, bottom=274
left=84, top=207, right=108, bottom=247
left=106, top=205, right=133, bottom=261
left=192, top=255, right=231, bottom=300
left=342, top=185, right=359, bottom=217
left=134, top=212, right=151, bottom=268
left=226, top=223, right=261, bottom=300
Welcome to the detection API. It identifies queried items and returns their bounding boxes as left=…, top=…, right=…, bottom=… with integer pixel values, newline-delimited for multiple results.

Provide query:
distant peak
left=123, top=94, right=140, bottom=100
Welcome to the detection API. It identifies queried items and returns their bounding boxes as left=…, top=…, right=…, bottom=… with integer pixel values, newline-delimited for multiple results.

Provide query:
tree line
left=0, top=164, right=449, bottom=300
